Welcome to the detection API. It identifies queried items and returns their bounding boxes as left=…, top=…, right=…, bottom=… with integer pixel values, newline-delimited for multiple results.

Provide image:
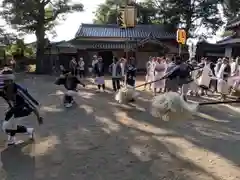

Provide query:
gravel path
left=0, top=75, right=240, bottom=180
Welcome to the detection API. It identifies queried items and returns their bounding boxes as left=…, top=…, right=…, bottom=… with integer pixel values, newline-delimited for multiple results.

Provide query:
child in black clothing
left=55, top=71, right=85, bottom=107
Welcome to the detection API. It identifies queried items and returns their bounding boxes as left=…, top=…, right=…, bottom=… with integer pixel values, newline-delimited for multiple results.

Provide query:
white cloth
left=95, top=76, right=105, bottom=85
left=217, top=79, right=229, bottom=94
left=214, top=62, right=222, bottom=75
left=189, top=69, right=199, bottom=92
left=145, top=61, right=152, bottom=83
left=65, top=90, right=78, bottom=96
left=217, top=64, right=229, bottom=94
left=78, top=61, right=85, bottom=70
left=120, top=62, right=125, bottom=77
left=2, top=118, right=23, bottom=131
left=92, top=60, right=98, bottom=67
left=198, top=64, right=212, bottom=88
left=152, top=62, right=166, bottom=89
left=230, top=62, right=237, bottom=76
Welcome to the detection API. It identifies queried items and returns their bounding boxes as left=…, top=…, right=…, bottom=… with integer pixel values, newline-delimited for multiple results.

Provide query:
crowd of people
left=0, top=54, right=240, bottom=146
left=144, top=56, right=240, bottom=100
left=67, top=55, right=240, bottom=101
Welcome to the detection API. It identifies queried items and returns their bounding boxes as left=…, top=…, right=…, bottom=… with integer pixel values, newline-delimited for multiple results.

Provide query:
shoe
left=7, top=135, right=16, bottom=146
left=27, top=128, right=34, bottom=140
left=129, top=99, right=135, bottom=102
left=65, top=103, right=72, bottom=108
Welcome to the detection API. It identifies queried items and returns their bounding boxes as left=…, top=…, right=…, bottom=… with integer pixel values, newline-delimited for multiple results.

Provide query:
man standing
left=78, top=57, right=85, bottom=78
left=69, top=57, right=77, bottom=76
left=93, top=56, right=105, bottom=92
left=109, top=57, right=122, bottom=92
left=217, top=57, right=231, bottom=100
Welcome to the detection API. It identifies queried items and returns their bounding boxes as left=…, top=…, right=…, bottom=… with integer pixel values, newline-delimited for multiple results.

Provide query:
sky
left=0, top=0, right=106, bottom=43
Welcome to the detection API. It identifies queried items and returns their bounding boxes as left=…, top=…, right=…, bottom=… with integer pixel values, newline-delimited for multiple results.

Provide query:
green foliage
left=222, top=0, right=240, bottom=20
left=94, top=0, right=224, bottom=37
left=94, top=0, right=158, bottom=25
left=221, top=30, right=235, bottom=37
left=0, top=0, right=84, bottom=73
left=5, top=39, right=35, bottom=59
left=155, top=0, right=224, bottom=37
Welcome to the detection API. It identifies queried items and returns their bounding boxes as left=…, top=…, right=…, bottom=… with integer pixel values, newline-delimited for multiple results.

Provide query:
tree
left=5, top=39, right=35, bottom=59
left=93, top=0, right=157, bottom=25
left=154, top=0, right=224, bottom=38
left=221, top=0, right=240, bottom=20
left=0, top=0, right=84, bottom=73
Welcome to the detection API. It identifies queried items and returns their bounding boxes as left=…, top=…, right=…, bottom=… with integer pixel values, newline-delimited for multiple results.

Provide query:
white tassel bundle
left=115, top=85, right=139, bottom=104
left=151, top=92, right=198, bottom=121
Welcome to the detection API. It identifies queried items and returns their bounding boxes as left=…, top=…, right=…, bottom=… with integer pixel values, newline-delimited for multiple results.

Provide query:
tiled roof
left=75, top=24, right=175, bottom=39
left=217, top=38, right=240, bottom=45
left=56, top=40, right=137, bottom=49
left=226, top=17, right=240, bottom=29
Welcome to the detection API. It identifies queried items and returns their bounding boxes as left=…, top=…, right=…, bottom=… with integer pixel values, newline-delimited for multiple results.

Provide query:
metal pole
left=178, top=43, right=182, bottom=56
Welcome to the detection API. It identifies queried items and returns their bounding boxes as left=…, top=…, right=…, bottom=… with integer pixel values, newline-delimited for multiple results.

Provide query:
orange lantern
left=176, top=29, right=187, bottom=44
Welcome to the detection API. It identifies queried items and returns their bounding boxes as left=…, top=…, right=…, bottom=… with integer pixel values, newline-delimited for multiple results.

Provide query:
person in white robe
left=214, top=58, right=222, bottom=76
left=228, top=57, right=240, bottom=95
left=198, top=59, right=213, bottom=95
left=119, top=58, right=126, bottom=86
left=148, top=57, right=156, bottom=90
left=217, top=58, right=231, bottom=100
left=152, top=57, right=166, bottom=95
left=188, top=60, right=200, bottom=96
left=144, top=57, right=152, bottom=90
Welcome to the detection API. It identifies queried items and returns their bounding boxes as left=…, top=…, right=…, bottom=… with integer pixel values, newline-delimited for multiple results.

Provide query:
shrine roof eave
left=226, top=17, right=240, bottom=30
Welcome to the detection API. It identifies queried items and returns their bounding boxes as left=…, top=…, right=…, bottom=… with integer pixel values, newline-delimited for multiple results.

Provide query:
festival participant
left=77, top=57, right=85, bottom=78
left=152, top=57, right=166, bottom=95
left=0, top=70, right=43, bottom=146
left=55, top=71, right=85, bottom=107
left=217, top=58, right=231, bottom=100
left=198, top=58, right=213, bottom=95
left=188, top=60, right=200, bottom=96
left=69, top=57, right=77, bottom=76
left=144, top=57, right=152, bottom=90
left=93, top=56, right=105, bottom=92
left=109, top=57, right=122, bottom=92
left=126, top=57, right=137, bottom=87
left=165, top=56, right=194, bottom=101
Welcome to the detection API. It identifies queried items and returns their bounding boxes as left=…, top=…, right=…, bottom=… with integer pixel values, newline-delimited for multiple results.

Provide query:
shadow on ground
left=0, top=74, right=240, bottom=180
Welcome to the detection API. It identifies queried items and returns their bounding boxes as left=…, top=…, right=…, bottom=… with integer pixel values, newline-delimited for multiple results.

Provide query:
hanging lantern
left=176, top=29, right=187, bottom=44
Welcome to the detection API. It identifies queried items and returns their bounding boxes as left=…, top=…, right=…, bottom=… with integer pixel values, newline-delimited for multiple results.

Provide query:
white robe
left=149, top=62, right=156, bottom=86
left=152, top=62, right=166, bottom=89
left=217, top=64, right=229, bottom=94
left=189, top=69, right=200, bottom=92
left=198, top=64, right=212, bottom=88
left=145, top=61, right=152, bottom=82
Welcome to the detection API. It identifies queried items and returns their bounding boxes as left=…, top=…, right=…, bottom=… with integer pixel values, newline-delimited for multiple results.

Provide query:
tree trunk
left=35, top=26, right=45, bottom=74
left=35, top=4, right=45, bottom=74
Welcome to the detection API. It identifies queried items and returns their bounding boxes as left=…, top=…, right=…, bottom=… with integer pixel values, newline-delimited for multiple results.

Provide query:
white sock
left=27, top=128, right=34, bottom=139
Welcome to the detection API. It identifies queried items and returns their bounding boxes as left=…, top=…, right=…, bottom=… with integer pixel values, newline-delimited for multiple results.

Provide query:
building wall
left=136, top=52, right=157, bottom=69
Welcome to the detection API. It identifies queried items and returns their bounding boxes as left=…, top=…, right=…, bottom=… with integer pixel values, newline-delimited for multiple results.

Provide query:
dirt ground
left=0, top=74, right=240, bottom=180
